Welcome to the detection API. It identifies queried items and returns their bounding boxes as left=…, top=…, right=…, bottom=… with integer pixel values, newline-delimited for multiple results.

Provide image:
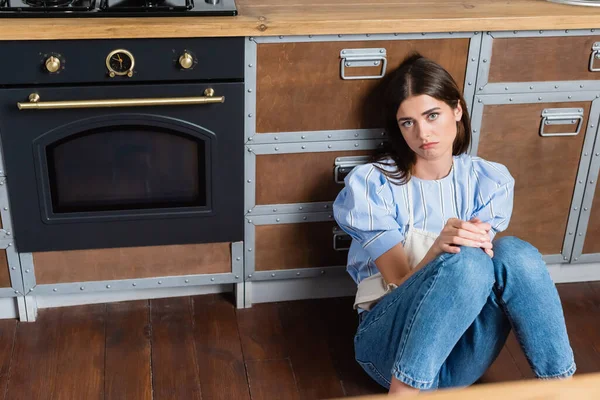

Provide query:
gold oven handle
left=17, top=89, right=224, bottom=110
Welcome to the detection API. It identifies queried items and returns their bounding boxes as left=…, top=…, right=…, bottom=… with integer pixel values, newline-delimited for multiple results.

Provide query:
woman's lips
left=420, top=142, right=438, bottom=150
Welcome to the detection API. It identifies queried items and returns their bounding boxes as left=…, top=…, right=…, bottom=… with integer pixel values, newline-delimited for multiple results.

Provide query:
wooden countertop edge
left=336, top=372, right=600, bottom=400
left=1, top=15, right=600, bottom=40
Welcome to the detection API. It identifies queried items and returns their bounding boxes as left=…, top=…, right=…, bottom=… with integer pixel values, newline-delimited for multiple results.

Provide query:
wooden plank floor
left=0, top=282, right=599, bottom=399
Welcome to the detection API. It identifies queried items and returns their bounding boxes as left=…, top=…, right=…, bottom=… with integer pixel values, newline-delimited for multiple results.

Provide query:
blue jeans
left=354, top=236, right=576, bottom=391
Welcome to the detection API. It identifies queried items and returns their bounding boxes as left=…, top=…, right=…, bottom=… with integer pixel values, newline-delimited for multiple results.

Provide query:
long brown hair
left=372, top=53, right=471, bottom=184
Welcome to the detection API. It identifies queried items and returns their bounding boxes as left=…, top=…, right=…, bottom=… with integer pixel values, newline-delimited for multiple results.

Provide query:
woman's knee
left=492, top=236, right=547, bottom=276
left=443, top=246, right=495, bottom=288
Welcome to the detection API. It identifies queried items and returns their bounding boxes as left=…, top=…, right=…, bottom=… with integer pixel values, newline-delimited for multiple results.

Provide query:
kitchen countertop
left=1, top=0, right=600, bottom=40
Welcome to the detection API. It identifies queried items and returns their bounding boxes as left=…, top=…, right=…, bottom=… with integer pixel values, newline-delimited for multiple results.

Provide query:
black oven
left=0, top=37, right=244, bottom=252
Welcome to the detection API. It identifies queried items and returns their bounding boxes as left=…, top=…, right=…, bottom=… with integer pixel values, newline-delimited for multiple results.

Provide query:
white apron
left=353, top=166, right=456, bottom=311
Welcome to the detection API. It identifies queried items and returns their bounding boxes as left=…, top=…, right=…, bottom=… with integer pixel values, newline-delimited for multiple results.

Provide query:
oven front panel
left=0, top=82, right=243, bottom=252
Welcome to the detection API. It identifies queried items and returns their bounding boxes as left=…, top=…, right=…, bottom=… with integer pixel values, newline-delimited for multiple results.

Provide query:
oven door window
left=34, top=116, right=214, bottom=222
left=47, top=126, right=206, bottom=213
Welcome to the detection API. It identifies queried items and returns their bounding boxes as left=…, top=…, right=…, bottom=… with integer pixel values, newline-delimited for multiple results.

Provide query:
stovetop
left=0, top=0, right=237, bottom=17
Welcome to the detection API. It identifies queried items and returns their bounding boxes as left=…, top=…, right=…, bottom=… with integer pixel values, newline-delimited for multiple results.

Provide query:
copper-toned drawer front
left=255, top=221, right=347, bottom=271
left=256, top=149, right=372, bottom=205
left=0, top=250, right=10, bottom=288
left=256, top=39, right=470, bottom=133
left=477, top=101, right=590, bottom=255
left=488, top=36, right=600, bottom=83
left=583, top=188, right=600, bottom=254
left=33, top=243, right=232, bottom=284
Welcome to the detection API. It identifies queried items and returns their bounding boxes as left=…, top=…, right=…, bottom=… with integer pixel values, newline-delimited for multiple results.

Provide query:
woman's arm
left=375, top=218, right=493, bottom=287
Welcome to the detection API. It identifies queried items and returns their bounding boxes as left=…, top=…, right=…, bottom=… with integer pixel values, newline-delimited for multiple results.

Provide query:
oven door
left=0, top=82, right=243, bottom=252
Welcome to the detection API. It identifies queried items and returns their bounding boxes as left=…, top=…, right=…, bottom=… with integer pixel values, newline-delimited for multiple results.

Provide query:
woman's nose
left=416, top=123, right=430, bottom=139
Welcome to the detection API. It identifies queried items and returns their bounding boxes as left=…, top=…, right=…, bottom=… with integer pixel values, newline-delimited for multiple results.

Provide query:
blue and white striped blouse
left=332, top=153, right=515, bottom=285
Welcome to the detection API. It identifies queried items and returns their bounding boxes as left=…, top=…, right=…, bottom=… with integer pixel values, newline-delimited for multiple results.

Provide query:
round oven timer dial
left=106, top=49, right=135, bottom=78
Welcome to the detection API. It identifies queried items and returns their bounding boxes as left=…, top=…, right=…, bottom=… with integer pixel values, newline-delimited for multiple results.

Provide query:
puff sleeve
left=470, top=158, right=515, bottom=238
left=333, top=164, right=405, bottom=261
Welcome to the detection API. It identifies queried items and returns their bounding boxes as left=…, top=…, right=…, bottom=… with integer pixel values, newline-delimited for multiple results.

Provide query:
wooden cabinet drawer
left=487, top=35, right=600, bottom=84
left=256, top=149, right=372, bottom=206
left=255, top=221, right=347, bottom=271
left=256, top=38, right=470, bottom=134
left=32, top=243, right=232, bottom=284
left=475, top=100, right=592, bottom=256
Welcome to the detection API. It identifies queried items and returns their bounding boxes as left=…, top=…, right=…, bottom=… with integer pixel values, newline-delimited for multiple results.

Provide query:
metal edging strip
left=250, top=266, right=348, bottom=282
left=481, top=81, right=600, bottom=95
left=32, top=272, right=240, bottom=296
left=251, top=32, right=477, bottom=44
left=18, top=253, right=35, bottom=295
left=575, top=253, right=600, bottom=263
left=245, top=36, right=258, bottom=143
left=0, top=179, right=24, bottom=296
left=248, top=211, right=335, bottom=226
left=489, top=28, right=600, bottom=39
left=571, top=110, right=600, bottom=262
left=247, top=139, right=384, bottom=156
left=464, top=32, right=483, bottom=116
left=251, top=202, right=334, bottom=216
left=0, top=288, right=16, bottom=298
left=247, top=128, right=386, bottom=144
left=5, top=245, right=23, bottom=297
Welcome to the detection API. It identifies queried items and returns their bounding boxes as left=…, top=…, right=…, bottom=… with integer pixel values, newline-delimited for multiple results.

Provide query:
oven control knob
left=45, top=56, right=61, bottom=73
left=179, top=52, right=194, bottom=69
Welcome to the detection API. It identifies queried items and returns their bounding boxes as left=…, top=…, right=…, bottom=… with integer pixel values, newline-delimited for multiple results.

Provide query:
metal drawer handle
left=539, top=108, right=584, bottom=137
left=590, top=42, right=600, bottom=72
left=340, top=48, right=387, bottom=80
left=333, top=226, right=351, bottom=251
left=334, top=155, right=371, bottom=184
left=17, top=88, right=224, bottom=110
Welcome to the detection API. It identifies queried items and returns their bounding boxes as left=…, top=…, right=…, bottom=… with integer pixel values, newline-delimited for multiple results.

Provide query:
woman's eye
left=428, top=112, right=439, bottom=120
left=401, top=120, right=413, bottom=128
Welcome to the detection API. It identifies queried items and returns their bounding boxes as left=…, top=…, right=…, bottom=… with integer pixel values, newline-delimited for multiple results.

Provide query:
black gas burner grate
left=0, top=0, right=236, bottom=16
left=99, top=0, right=192, bottom=11
left=0, top=0, right=94, bottom=11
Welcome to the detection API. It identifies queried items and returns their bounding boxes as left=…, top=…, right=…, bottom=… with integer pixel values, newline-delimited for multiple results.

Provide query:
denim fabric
left=353, top=236, right=576, bottom=391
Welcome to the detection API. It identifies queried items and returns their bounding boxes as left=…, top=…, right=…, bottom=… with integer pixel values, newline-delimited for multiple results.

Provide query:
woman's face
left=396, top=94, right=462, bottom=162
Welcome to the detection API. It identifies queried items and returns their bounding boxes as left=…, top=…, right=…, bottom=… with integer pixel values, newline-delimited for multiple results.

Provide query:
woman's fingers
left=440, top=243, right=461, bottom=253
left=448, top=218, right=489, bottom=235
left=468, top=217, right=492, bottom=233
left=447, top=235, right=492, bottom=249
left=453, top=228, right=490, bottom=243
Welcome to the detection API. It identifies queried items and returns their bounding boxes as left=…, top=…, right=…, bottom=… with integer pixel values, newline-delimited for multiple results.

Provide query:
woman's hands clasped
left=432, top=217, right=494, bottom=258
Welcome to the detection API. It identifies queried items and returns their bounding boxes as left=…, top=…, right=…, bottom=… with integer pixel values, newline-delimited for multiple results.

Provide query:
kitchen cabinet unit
left=471, top=97, right=598, bottom=263
left=4, top=5, right=600, bottom=318
left=243, top=33, right=482, bottom=306
left=473, top=29, right=600, bottom=264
